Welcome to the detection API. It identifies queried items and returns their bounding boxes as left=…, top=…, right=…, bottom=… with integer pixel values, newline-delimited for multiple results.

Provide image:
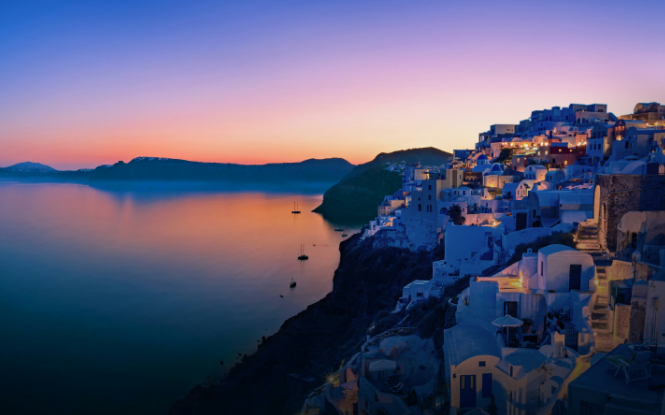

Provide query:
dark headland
left=0, top=157, right=355, bottom=191
left=313, top=147, right=452, bottom=224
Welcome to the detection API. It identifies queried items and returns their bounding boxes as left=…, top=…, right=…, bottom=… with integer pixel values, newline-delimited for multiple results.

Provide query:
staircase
left=576, top=222, right=602, bottom=255
left=591, top=264, right=615, bottom=352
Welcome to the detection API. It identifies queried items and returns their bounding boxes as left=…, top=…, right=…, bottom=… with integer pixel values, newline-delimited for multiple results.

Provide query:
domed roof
left=490, top=163, right=504, bottom=172
left=477, top=154, right=488, bottom=160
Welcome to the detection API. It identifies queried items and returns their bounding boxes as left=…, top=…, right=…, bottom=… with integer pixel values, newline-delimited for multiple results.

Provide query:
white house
left=545, top=169, right=565, bottom=184
left=515, top=182, right=531, bottom=201
left=456, top=246, right=596, bottom=353
left=444, top=323, right=501, bottom=410
left=536, top=245, right=595, bottom=292
left=524, top=165, right=547, bottom=182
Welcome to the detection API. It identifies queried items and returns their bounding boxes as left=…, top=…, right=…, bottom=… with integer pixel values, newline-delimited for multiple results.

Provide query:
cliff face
left=168, top=234, right=441, bottom=415
left=313, top=147, right=452, bottom=225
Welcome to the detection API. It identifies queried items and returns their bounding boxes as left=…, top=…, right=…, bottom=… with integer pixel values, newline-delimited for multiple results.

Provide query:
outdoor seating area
left=604, top=347, right=652, bottom=384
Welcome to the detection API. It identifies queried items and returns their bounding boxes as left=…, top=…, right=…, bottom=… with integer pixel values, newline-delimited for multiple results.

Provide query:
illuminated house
left=456, top=245, right=597, bottom=355
left=523, top=165, right=547, bottom=182
left=609, top=126, right=665, bottom=162
left=619, top=102, right=665, bottom=126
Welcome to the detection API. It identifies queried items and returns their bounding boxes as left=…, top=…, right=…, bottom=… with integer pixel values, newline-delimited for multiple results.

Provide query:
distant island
left=313, top=147, right=452, bottom=224
left=3, top=162, right=58, bottom=173
left=0, top=157, right=355, bottom=190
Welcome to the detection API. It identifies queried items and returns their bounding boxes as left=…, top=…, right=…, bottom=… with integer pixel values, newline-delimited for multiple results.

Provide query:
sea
left=0, top=181, right=355, bottom=414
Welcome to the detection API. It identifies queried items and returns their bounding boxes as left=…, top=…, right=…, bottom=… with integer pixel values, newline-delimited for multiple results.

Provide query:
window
left=418, top=204, right=422, bottom=212
left=479, top=361, right=486, bottom=367
left=428, top=185, right=432, bottom=190
left=540, top=261, right=544, bottom=276
left=509, top=365, right=513, bottom=377
left=482, top=373, right=492, bottom=398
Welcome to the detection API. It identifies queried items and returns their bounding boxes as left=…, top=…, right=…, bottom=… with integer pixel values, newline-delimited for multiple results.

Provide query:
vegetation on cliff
left=313, top=147, right=452, bottom=224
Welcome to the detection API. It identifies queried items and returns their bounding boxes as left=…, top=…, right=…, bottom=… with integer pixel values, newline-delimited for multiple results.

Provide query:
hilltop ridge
left=3, top=162, right=58, bottom=173
left=0, top=157, right=355, bottom=190
left=313, top=147, right=452, bottom=223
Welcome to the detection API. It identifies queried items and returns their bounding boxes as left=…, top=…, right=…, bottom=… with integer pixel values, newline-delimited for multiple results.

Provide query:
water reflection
left=0, top=181, right=356, bottom=415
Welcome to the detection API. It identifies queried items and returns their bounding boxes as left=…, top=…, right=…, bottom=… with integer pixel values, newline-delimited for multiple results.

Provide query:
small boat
left=297, top=244, right=309, bottom=261
left=291, top=201, right=301, bottom=214
left=342, top=233, right=348, bottom=237
left=334, top=227, right=344, bottom=232
left=279, top=295, right=284, bottom=298
left=290, top=278, right=297, bottom=288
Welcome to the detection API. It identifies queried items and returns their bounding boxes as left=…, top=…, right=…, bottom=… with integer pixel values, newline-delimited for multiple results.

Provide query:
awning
left=369, top=359, right=397, bottom=372
left=492, top=314, right=524, bottom=328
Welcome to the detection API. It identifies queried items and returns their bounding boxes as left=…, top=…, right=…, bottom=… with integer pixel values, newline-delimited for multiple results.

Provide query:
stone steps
left=591, top=312, right=608, bottom=321
left=595, top=333, right=616, bottom=352
left=577, top=242, right=602, bottom=250
left=592, top=321, right=609, bottom=330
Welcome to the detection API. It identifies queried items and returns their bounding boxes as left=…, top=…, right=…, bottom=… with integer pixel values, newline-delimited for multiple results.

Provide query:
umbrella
left=369, top=359, right=397, bottom=372
left=492, top=314, right=524, bottom=328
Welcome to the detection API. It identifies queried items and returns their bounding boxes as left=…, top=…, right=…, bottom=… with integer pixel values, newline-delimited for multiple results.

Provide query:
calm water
left=0, top=182, right=354, bottom=414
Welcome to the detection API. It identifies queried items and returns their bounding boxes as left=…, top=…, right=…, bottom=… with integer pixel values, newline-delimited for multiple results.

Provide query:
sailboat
left=291, top=202, right=301, bottom=214
left=297, top=244, right=309, bottom=261
left=334, top=227, right=344, bottom=232
left=290, top=277, right=297, bottom=288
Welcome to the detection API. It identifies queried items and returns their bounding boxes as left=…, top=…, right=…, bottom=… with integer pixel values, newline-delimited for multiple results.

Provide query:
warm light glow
left=1, top=1, right=663, bottom=169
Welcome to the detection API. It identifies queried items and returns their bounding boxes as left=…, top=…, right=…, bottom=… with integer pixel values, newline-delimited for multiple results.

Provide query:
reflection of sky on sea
left=0, top=181, right=358, bottom=415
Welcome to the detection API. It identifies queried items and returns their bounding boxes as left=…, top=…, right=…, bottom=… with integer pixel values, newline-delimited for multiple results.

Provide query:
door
left=504, top=301, right=518, bottom=318
left=516, top=212, right=527, bottom=231
left=565, top=327, right=578, bottom=351
left=460, top=375, right=476, bottom=408
left=569, top=264, right=582, bottom=291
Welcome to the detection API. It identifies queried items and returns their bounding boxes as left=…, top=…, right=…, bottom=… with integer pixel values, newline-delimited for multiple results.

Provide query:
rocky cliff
left=168, top=233, right=447, bottom=415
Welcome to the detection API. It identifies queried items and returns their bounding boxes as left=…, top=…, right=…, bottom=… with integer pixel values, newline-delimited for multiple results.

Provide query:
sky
left=1, top=0, right=664, bottom=170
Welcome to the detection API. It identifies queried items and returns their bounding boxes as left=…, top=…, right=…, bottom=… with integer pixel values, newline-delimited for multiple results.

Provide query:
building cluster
left=302, top=102, right=665, bottom=415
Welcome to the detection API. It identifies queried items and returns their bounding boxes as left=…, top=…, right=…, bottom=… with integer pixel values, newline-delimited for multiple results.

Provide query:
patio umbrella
left=492, top=314, right=523, bottom=328
left=369, top=359, right=397, bottom=372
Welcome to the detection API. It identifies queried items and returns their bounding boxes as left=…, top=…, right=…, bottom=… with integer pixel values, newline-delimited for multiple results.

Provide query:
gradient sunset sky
left=1, top=0, right=664, bottom=170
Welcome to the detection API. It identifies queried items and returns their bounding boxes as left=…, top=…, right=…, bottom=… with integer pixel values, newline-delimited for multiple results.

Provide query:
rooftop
left=445, top=323, right=500, bottom=366
left=539, top=244, right=576, bottom=256
left=497, top=349, right=547, bottom=380
left=569, top=344, right=665, bottom=407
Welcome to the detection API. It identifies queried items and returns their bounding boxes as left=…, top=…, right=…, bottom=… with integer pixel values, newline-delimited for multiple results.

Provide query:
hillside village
left=300, top=102, right=665, bottom=415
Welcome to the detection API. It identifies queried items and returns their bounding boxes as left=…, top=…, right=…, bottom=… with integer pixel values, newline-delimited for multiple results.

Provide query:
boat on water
left=334, top=227, right=343, bottom=232
left=291, top=201, right=301, bottom=214
left=297, top=244, right=309, bottom=261
left=290, top=278, right=297, bottom=288
left=342, top=233, right=348, bottom=237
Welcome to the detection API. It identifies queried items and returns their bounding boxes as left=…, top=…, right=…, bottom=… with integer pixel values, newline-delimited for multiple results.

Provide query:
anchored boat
left=291, top=202, right=301, bottom=214
left=297, top=244, right=309, bottom=261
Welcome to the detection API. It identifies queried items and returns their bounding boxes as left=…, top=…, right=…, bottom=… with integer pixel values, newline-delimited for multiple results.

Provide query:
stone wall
left=629, top=298, right=647, bottom=344
left=595, top=174, right=665, bottom=252
left=613, top=304, right=631, bottom=344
